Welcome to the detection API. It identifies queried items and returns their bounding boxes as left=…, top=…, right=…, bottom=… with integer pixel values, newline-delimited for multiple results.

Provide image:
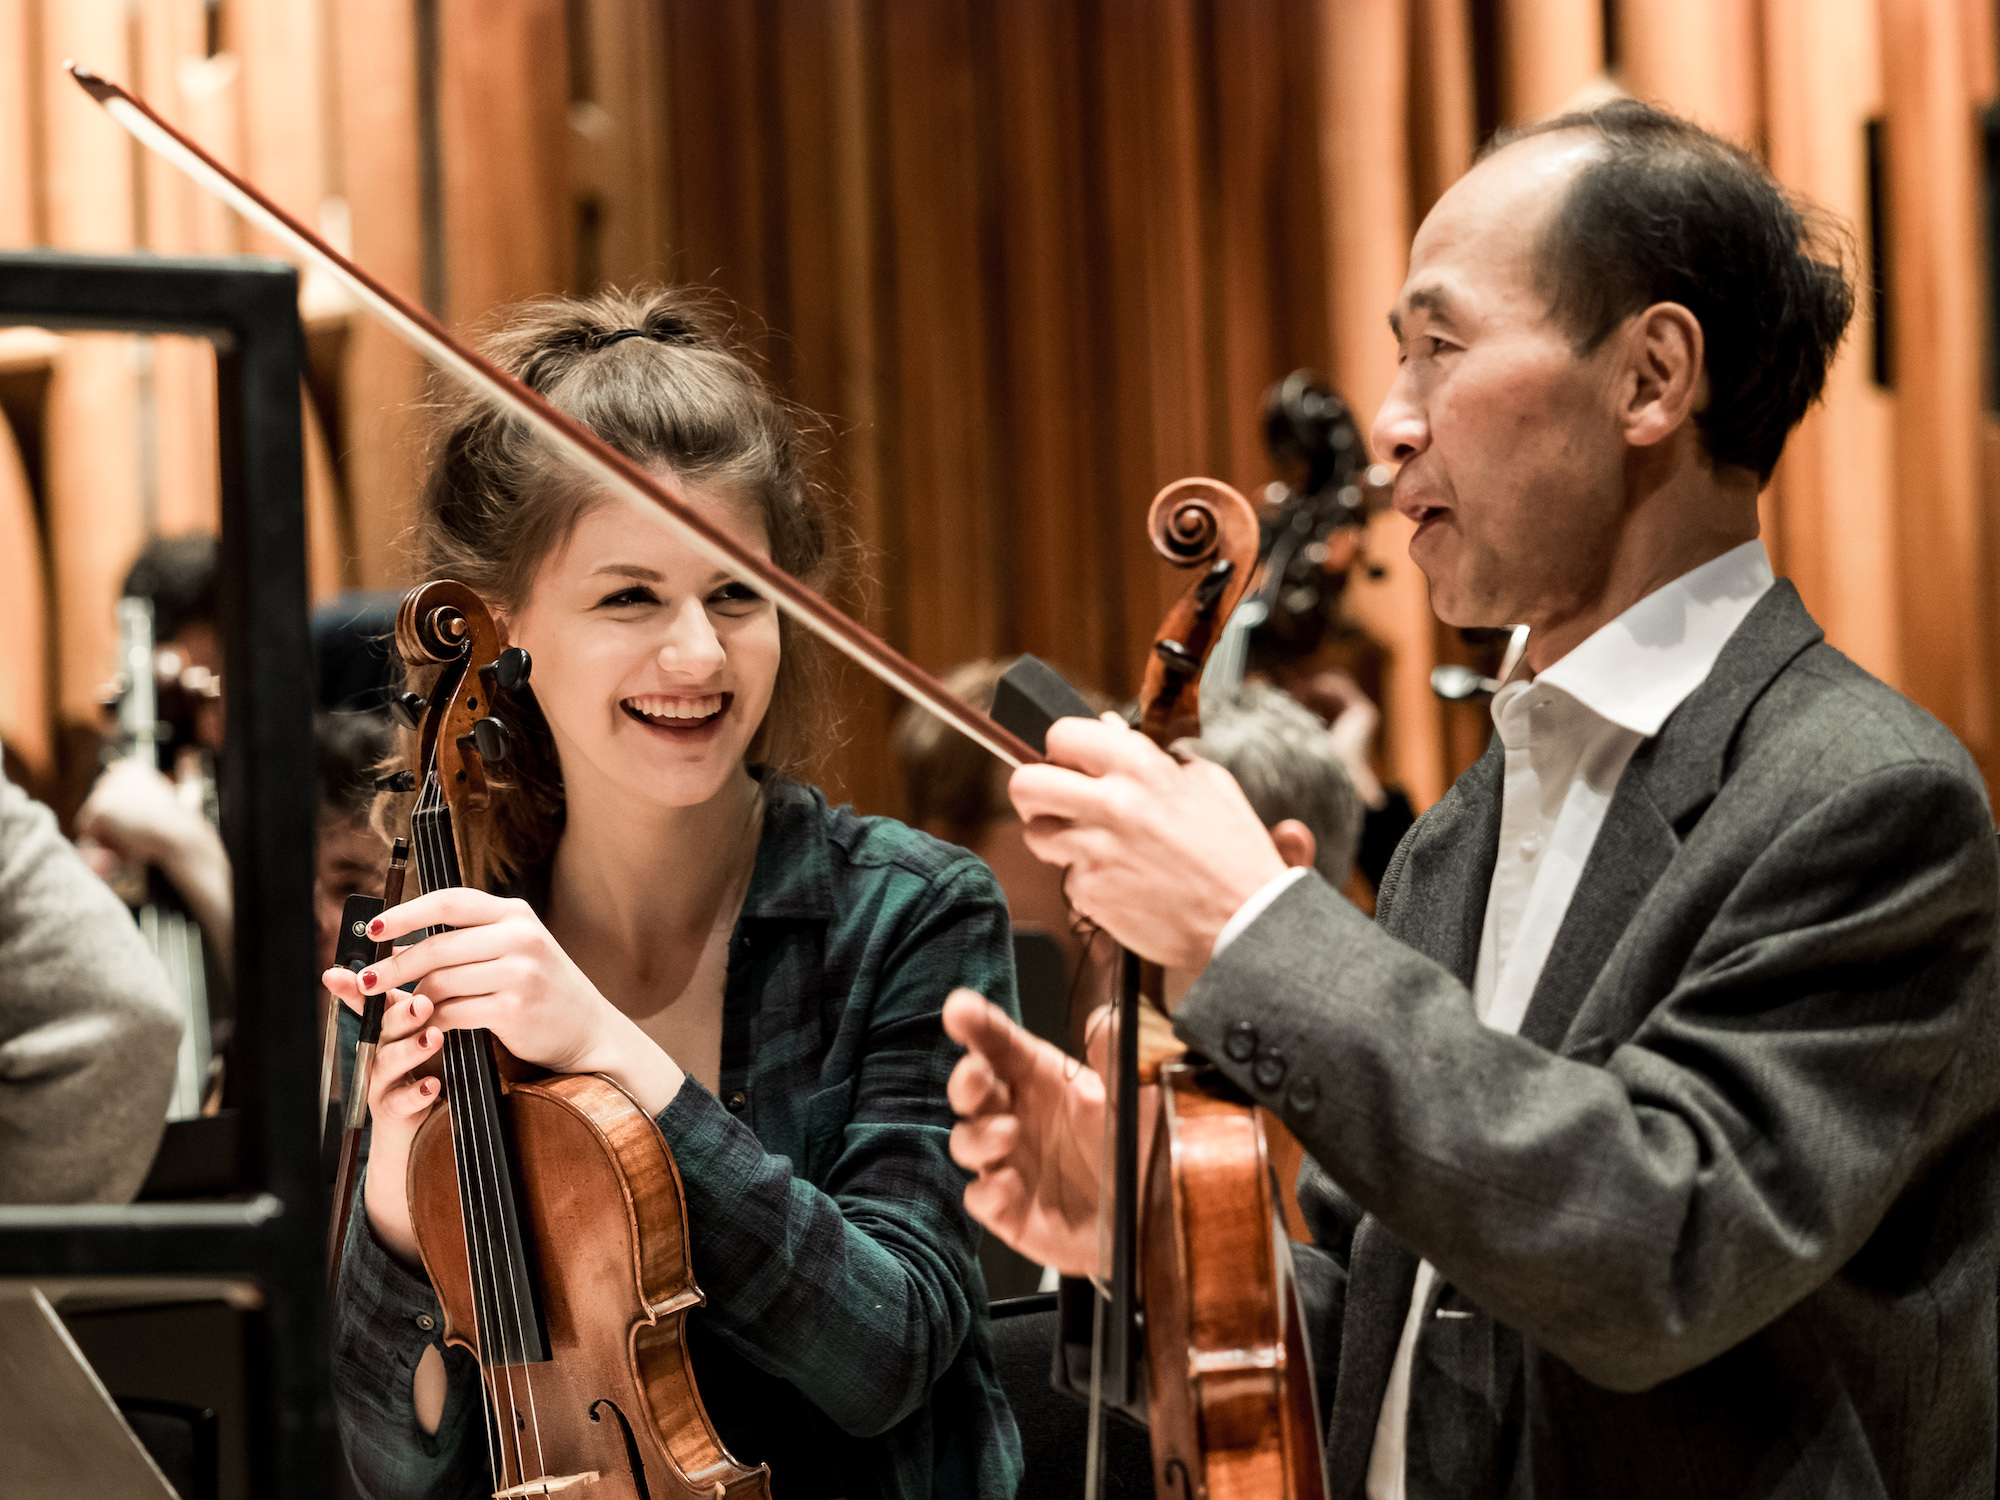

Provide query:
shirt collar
left=1507, top=539, right=1775, bottom=738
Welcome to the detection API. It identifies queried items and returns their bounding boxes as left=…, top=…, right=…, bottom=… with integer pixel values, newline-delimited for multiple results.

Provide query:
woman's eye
left=597, top=586, right=657, bottom=608
left=709, top=581, right=764, bottom=609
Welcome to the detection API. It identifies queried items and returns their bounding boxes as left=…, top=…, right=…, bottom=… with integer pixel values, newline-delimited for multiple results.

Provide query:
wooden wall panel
left=1762, top=0, right=1900, bottom=685
left=0, top=0, right=35, bottom=245
left=0, top=413, right=48, bottom=779
left=1617, top=0, right=1762, bottom=142
left=333, top=0, right=425, bottom=589
left=571, top=0, right=671, bottom=291
left=1879, top=0, right=1993, bottom=765
left=878, top=0, right=1001, bottom=674
left=1320, top=0, right=1446, bottom=807
left=1498, top=0, right=1605, bottom=123
left=41, top=0, right=142, bottom=734
left=437, top=0, right=570, bottom=328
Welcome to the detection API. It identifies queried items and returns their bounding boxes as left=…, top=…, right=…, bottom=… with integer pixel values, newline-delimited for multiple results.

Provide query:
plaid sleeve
left=328, top=1171, right=489, bottom=1500
left=653, top=859, right=1015, bottom=1440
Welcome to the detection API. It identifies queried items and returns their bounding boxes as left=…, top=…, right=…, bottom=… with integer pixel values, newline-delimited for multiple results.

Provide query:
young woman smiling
left=325, top=290, right=1022, bottom=1500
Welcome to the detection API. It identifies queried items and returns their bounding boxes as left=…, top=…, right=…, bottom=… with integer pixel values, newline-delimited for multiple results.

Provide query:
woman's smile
left=622, top=691, right=732, bottom=738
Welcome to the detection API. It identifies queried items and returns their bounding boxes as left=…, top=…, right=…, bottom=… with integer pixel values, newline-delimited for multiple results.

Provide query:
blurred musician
left=0, top=769, right=180, bottom=1202
left=947, top=101, right=2000, bottom=1499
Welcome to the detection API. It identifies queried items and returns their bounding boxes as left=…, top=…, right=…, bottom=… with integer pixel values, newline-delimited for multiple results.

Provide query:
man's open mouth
left=622, top=692, right=731, bottom=730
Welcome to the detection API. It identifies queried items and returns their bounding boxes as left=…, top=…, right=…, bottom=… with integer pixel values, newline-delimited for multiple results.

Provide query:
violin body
left=410, top=1058, right=770, bottom=1500
left=1142, top=1063, right=1322, bottom=1500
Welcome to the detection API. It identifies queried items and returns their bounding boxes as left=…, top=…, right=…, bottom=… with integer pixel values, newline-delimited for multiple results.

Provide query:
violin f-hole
left=588, top=1399, right=652, bottom=1500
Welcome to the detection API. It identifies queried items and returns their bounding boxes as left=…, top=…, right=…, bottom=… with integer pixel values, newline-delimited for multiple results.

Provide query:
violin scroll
left=1138, top=479, right=1261, bottom=745
left=393, top=581, right=527, bottom=815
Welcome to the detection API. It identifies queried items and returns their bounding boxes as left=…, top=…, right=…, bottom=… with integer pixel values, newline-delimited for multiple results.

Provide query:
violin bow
left=67, top=62, right=1036, bottom=774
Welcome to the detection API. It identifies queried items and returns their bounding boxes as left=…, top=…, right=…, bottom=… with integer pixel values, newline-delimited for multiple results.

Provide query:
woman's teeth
left=625, top=693, right=726, bottom=725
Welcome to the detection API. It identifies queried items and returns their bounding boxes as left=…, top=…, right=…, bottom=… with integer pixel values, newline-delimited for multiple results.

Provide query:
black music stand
left=0, top=251, right=330, bottom=1497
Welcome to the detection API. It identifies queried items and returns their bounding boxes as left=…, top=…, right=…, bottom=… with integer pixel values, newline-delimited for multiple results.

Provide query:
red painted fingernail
left=359, top=971, right=378, bottom=990
left=368, top=918, right=384, bottom=936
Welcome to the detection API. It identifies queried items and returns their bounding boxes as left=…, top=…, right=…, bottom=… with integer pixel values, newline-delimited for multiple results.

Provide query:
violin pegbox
left=392, top=581, right=518, bottom=813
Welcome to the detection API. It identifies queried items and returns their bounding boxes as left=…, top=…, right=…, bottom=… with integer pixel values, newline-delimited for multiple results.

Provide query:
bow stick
left=67, top=61, right=1038, bottom=772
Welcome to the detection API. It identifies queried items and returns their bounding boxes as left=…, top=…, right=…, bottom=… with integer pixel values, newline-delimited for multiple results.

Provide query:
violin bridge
left=490, top=1473, right=601, bottom=1497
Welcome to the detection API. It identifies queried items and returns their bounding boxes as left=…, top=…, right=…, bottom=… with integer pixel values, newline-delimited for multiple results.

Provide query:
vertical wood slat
left=1320, top=0, right=1446, bottom=807
left=41, top=0, right=143, bottom=736
left=1497, top=0, right=1605, bottom=123
left=0, top=0, right=36, bottom=245
left=333, top=0, right=426, bottom=590
left=990, top=0, right=1114, bottom=692
left=571, top=0, right=670, bottom=292
left=1879, top=0, right=1993, bottom=767
left=1762, top=0, right=1900, bottom=685
left=1617, top=0, right=1762, bottom=142
left=437, top=0, right=571, bottom=328
left=878, top=0, right=1000, bottom=674
left=0, top=411, right=49, bottom=779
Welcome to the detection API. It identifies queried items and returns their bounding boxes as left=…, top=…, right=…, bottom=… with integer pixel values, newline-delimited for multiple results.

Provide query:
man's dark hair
left=122, top=532, right=219, bottom=642
left=315, top=710, right=394, bottom=823
left=1486, top=99, right=1854, bottom=483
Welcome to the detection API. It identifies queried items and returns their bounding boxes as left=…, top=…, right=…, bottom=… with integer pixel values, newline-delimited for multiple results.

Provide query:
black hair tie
left=595, top=328, right=653, bottom=349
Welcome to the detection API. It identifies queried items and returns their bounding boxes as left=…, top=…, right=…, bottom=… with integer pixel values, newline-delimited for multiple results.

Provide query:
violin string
left=419, top=771, right=504, bottom=1496
left=428, top=755, right=541, bottom=1487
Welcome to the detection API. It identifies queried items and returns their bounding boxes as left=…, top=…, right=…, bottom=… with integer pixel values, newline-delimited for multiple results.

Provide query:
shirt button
left=1253, top=1048, right=1287, bottom=1091
left=414, top=1312, right=435, bottom=1332
left=725, top=1091, right=747, bottom=1114
left=1286, top=1075, right=1319, bottom=1114
left=1519, top=832, right=1543, bottom=859
left=1224, top=1022, right=1259, bottom=1062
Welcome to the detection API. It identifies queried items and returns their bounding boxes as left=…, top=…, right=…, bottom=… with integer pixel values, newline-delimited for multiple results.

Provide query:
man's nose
left=1370, top=368, right=1428, bottom=464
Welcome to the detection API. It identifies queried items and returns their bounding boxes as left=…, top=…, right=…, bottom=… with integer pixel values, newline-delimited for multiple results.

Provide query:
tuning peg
left=494, top=647, right=532, bottom=691
left=374, top=770, right=417, bottom=793
left=472, top=717, right=511, bottom=764
left=391, top=691, right=427, bottom=728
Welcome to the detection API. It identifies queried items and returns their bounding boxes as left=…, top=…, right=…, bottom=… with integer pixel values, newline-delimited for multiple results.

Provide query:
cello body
left=409, top=1067, right=769, bottom=1500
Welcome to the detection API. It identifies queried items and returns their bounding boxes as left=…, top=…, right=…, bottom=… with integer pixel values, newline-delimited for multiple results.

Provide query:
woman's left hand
left=352, top=888, right=687, bottom=1112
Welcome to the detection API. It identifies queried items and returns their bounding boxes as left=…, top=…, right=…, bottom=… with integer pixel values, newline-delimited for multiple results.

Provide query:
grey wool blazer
left=1176, top=581, right=2000, bottom=1499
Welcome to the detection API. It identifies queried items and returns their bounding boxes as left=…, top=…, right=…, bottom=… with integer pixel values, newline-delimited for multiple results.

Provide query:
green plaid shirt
left=330, top=778, right=1023, bottom=1500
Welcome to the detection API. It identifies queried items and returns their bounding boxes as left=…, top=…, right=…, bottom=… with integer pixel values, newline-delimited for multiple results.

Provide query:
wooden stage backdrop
left=0, top=0, right=1996, bottom=824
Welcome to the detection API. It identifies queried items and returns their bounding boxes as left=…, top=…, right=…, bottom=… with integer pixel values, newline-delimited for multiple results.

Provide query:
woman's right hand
left=325, top=967, right=445, bottom=1267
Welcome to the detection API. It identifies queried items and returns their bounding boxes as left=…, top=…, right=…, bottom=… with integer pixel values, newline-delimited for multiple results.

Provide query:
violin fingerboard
left=445, top=1027, right=550, bottom=1368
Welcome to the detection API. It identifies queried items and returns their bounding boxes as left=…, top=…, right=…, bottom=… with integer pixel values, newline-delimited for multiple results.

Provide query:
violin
left=1084, top=481, right=1327, bottom=1500
left=385, top=580, right=768, bottom=1500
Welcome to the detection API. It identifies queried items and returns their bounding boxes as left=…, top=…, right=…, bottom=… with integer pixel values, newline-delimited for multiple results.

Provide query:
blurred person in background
left=0, top=769, right=181, bottom=1202
left=74, top=533, right=232, bottom=965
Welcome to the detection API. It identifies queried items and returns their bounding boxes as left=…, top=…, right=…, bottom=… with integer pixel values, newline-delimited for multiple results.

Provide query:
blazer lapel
left=1382, top=738, right=1503, bottom=987
left=1517, top=581, right=1826, bottom=1052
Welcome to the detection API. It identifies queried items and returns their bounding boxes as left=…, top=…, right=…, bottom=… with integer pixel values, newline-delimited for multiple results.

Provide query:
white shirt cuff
left=1212, top=867, right=1311, bottom=959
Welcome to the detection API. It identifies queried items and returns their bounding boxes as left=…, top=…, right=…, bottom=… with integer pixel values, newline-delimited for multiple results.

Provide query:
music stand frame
left=0, top=250, right=330, bottom=1497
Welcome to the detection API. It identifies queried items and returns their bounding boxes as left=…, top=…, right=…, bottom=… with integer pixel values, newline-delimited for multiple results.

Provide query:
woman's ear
left=1269, top=818, right=1318, bottom=872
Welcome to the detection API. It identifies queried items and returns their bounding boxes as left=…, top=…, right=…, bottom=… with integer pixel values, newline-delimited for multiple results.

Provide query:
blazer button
left=1253, top=1048, right=1287, bottom=1091
left=1285, top=1075, right=1319, bottom=1114
left=1224, top=1022, right=1258, bottom=1062
left=414, top=1312, right=435, bottom=1332
left=725, top=1091, right=748, bottom=1114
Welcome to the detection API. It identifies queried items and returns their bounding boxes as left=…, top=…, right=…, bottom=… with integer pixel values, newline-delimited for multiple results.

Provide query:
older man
left=946, top=101, right=2000, bottom=1499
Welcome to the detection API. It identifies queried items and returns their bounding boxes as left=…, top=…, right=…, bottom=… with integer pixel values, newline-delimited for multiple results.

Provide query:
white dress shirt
left=1346, top=539, right=1775, bottom=1498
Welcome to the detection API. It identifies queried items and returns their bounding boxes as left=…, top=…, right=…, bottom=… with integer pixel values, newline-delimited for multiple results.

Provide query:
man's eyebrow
left=1389, top=284, right=1454, bottom=339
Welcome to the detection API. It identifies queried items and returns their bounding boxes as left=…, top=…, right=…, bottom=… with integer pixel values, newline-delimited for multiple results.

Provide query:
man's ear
left=1620, top=301, right=1704, bottom=451
left=1269, top=818, right=1318, bottom=872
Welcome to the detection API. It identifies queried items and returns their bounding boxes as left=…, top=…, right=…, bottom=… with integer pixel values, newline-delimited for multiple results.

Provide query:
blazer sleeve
left=652, top=858, right=1017, bottom=1438
left=1176, top=758, right=1999, bottom=1393
left=0, top=775, right=181, bottom=1204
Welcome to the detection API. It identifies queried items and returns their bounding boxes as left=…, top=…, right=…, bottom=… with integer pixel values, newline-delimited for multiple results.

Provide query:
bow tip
left=65, top=62, right=118, bottom=102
